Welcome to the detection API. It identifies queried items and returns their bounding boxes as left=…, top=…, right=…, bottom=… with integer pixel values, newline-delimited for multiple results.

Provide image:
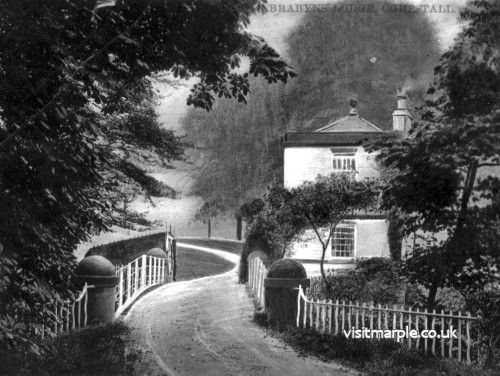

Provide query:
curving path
left=124, top=240, right=357, bottom=376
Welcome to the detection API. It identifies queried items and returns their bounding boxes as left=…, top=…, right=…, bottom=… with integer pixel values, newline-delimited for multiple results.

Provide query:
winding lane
left=124, top=240, right=356, bottom=376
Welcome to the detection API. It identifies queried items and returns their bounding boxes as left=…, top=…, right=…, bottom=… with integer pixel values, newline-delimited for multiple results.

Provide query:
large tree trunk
left=235, top=212, right=242, bottom=241
left=207, top=219, right=211, bottom=238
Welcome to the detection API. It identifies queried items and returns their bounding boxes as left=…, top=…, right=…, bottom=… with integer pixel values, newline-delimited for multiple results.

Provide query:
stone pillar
left=264, top=259, right=310, bottom=330
left=76, top=255, right=119, bottom=325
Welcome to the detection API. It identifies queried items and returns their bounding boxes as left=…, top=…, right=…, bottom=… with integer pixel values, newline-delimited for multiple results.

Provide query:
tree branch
left=306, top=213, right=326, bottom=250
left=478, top=163, right=500, bottom=168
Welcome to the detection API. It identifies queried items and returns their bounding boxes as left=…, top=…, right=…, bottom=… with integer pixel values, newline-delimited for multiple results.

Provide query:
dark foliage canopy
left=0, top=0, right=294, bottom=355
left=369, top=0, right=500, bottom=308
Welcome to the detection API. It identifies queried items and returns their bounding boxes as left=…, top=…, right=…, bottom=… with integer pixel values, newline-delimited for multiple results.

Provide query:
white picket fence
left=114, top=254, right=168, bottom=317
left=36, top=283, right=90, bottom=339
left=247, top=257, right=267, bottom=309
left=296, top=285, right=478, bottom=363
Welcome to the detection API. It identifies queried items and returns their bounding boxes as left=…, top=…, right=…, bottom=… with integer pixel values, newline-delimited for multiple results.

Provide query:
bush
left=466, top=284, right=500, bottom=367
left=20, top=322, right=130, bottom=376
left=0, top=322, right=152, bottom=376
left=238, top=186, right=300, bottom=282
left=436, top=287, right=467, bottom=311
left=309, top=258, right=405, bottom=305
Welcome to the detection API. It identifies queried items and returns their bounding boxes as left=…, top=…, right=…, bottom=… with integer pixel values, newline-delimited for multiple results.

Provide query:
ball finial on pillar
left=146, top=248, right=167, bottom=258
left=76, top=255, right=119, bottom=325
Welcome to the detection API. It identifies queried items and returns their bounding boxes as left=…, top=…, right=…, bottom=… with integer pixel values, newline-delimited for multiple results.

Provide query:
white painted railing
left=33, top=233, right=175, bottom=341
left=114, top=254, right=168, bottom=317
left=247, top=257, right=267, bottom=309
left=36, top=283, right=90, bottom=339
left=296, top=285, right=478, bottom=363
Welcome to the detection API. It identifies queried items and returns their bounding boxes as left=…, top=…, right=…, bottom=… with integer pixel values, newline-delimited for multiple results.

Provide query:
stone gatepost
left=264, top=259, right=310, bottom=330
left=76, top=255, right=119, bottom=325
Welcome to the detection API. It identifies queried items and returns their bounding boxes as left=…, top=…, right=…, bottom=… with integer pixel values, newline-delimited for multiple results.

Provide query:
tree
left=0, top=0, right=295, bottom=355
left=182, top=0, right=440, bottom=236
left=238, top=186, right=302, bottom=282
left=286, top=175, right=378, bottom=296
left=369, top=0, right=500, bottom=310
left=238, top=175, right=378, bottom=294
left=284, top=0, right=440, bottom=130
left=194, top=200, right=225, bottom=238
left=183, top=77, right=288, bottom=239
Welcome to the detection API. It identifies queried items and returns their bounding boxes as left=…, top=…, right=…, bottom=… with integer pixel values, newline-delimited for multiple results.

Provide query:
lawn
left=175, top=245, right=235, bottom=281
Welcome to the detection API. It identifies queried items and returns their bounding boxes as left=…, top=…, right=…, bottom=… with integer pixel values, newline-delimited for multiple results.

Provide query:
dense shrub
left=239, top=186, right=301, bottom=282
left=0, top=322, right=152, bottom=376
left=435, top=287, right=467, bottom=311
left=466, top=284, right=500, bottom=367
left=308, top=258, right=409, bottom=305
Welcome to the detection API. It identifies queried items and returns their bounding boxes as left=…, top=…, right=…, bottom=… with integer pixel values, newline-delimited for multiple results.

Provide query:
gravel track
left=124, top=242, right=357, bottom=376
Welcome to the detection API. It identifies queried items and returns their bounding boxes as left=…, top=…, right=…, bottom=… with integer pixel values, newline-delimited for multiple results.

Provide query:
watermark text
left=343, top=326, right=458, bottom=341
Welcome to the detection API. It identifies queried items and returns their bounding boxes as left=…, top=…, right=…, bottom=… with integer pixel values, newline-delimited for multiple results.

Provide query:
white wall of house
left=356, top=220, right=390, bottom=258
left=283, top=146, right=380, bottom=188
left=283, top=145, right=390, bottom=271
left=285, top=219, right=390, bottom=262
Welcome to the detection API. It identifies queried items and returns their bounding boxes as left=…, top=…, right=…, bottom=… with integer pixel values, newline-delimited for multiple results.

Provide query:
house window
left=332, top=155, right=355, bottom=172
left=331, top=222, right=355, bottom=257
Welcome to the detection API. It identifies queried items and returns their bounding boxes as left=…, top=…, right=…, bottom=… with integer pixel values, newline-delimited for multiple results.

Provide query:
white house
left=283, top=92, right=412, bottom=274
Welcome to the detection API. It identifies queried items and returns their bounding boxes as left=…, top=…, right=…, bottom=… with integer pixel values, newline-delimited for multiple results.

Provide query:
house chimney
left=392, top=89, right=412, bottom=137
left=349, top=98, right=358, bottom=116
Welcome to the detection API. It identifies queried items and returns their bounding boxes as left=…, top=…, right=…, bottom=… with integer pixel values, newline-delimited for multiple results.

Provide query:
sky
left=156, top=0, right=469, bottom=131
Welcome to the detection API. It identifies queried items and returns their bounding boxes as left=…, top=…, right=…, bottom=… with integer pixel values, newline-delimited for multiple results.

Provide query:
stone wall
left=85, top=232, right=166, bottom=266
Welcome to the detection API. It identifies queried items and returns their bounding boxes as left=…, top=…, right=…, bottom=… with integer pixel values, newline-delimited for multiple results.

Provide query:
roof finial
left=349, top=98, right=358, bottom=116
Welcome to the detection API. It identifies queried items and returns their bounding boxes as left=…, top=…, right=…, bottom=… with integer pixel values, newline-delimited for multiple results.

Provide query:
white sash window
left=332, top=154, right=356, bottom=172
left=331, top=221, right=355, bottom=258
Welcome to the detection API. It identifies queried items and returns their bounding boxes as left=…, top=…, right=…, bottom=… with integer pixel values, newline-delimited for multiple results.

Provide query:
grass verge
left=2, top=322, right=154, bottom=376
left=258, top=324, right=498, bottom=376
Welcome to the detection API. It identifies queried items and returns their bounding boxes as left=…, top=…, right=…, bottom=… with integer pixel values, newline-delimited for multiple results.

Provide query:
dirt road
left=124, top=242, right=357, bottom=376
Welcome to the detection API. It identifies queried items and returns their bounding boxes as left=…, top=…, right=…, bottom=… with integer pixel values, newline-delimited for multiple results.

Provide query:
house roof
left=284, top=103, right=392, bottom=147
left=315, top=108, right=385, bottom=133
left=283, top=131, right=388, bottom=147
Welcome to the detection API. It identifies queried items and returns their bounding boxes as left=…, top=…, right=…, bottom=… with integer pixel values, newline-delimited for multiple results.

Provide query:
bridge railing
left=36, top=283, right=90, bottom=339
left=33, top=232, right=176, bottom=341
left=114, top=254, right=168, bottom=317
